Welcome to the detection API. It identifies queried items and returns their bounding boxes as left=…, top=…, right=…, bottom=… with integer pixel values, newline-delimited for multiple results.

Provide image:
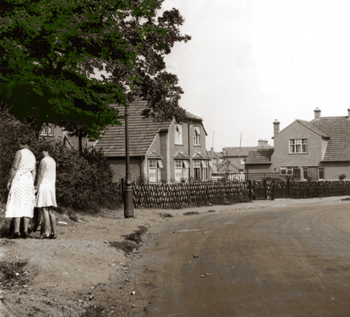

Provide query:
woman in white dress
left=6, top=136, right=36, bottom=239
left=35, top=143, right=57, bottom=239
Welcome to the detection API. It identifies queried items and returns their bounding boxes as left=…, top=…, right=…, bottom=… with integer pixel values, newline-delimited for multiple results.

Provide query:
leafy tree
left=0, top=0, right=190, bottom=140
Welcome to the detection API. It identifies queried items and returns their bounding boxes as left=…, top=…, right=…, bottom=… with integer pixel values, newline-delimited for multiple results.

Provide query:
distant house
left=246, top=108, right=350, bottom=180
left=38, top=123, right=93, bottom=151
left=222, top=140, right=272, bottom=172
left=94, top=97, right=212, bottom=183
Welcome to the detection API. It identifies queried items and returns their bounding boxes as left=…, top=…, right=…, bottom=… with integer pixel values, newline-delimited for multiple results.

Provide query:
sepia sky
left=96, top=0, right=350, bottom=151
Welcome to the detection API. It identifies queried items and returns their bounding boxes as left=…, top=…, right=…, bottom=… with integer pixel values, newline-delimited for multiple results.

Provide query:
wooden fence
left=131, top=180, right=350, bottom=209
left=132, top=182, right=249, bottom=209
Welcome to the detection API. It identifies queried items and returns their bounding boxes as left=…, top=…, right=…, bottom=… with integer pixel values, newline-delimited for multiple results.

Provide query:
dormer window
left=175, top=124, right=183, bottom=145
left=193, top=127, right=200, bottom=145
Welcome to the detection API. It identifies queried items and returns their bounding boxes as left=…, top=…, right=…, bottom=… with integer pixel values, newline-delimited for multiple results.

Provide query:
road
left=134, top=201, right=350, bottom=317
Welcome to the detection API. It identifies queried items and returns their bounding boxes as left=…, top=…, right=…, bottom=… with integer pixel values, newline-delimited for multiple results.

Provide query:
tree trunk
left=79, top=130, right=82, bottom=153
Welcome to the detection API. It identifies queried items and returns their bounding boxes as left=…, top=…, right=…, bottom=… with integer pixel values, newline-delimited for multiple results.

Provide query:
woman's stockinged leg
left=49, top=208, right=57, bottom=238
left=42, top=207, right=51, bottom=236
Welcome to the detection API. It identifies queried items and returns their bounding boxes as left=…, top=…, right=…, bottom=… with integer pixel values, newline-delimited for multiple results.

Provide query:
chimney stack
left=258, top=139, right=268, bottom=147
left=314, top=107, right=321, bottom=120
left=273, top=119, right=280, bottom=142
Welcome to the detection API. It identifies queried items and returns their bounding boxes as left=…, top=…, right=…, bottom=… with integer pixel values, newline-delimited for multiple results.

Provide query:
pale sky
left=97, top=0, right=350, bottom=151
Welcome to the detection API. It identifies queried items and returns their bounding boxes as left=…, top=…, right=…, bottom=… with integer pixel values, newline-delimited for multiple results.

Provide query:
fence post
left=248, top=180, right=252, bottom=200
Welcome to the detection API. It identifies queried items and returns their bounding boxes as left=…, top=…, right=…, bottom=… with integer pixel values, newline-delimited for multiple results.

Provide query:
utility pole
left=124, top=104, right=134, bottom=218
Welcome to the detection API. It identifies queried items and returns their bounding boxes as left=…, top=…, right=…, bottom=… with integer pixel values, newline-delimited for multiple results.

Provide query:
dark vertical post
left=248, top=180, right=252, bottom=200
left=124, top=105, right=134, bottom=218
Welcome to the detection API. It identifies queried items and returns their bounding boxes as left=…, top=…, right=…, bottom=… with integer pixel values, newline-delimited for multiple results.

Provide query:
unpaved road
left=1, top=197, right=350, bottom=316
left=134, top=200, right=350, bottom=316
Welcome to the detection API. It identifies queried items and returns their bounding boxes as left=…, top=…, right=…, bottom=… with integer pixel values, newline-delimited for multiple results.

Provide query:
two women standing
left=5, top=136, right=57, bottom=239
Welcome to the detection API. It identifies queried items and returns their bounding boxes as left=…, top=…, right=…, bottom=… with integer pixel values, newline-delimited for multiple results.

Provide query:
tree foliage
left=0, top=0, right=190, bottom=139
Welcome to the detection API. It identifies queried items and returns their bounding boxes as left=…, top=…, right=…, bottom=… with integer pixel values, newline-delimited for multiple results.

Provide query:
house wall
left=270, top=121, right=323, bottom=176
left=322, top=162, right=350, bottom=180
left=39, top=125, right=89, bottom=151
left=108, top=157, right=142, bottom=183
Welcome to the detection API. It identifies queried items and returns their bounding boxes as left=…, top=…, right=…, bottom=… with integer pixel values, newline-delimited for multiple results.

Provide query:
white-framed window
left=175, top=124, right=183, bottom=145
left=289, top=139, right=307, bottom=153
left=148, top=159, right=163, bottom=183
left=175, top=160, right=189, bottom=182
left=280, top=166, right=299, bottom=176
left=39, top=124, right=53, bottom=136
left=201, top=160, right=208, bottom=180
left=193, top=127, right=200, bottom=146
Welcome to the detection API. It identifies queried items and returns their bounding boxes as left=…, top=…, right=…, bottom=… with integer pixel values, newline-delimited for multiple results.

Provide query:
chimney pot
left=273, top=120, right=280, bottom=145
left=314, top=107, right=321, bottom=120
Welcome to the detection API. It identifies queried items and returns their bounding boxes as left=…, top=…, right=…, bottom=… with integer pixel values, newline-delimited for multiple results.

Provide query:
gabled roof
left=192, top=152, right=211, bottom=160
left=173, top=152, right=190, bottom=159
left=246, top=148, right=274, bottom=165
left=148, top=151, right=163, bottom=159
left=95, top=97, right=171, bottom=157
left=296, top=120, right=330, bottom=138
left=311, top=116, right=350, bottom=161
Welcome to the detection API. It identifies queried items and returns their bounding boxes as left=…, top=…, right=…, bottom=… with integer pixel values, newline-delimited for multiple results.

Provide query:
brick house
left=94, top=97, right=212, bottom=183
left=246, top=108, right=350, bottom=180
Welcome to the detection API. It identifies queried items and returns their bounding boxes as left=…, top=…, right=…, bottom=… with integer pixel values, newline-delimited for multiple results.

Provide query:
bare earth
left=0, top=196, right=349, bottom=316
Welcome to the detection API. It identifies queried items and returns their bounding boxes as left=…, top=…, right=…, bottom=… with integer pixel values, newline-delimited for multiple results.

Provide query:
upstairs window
left=193, top=127, right=200, bottom=145
left=175, top=124, right=183, bottom=145
left=289, top=139, right=307, bottom=153
left=39, top=124, right=53, bottom=136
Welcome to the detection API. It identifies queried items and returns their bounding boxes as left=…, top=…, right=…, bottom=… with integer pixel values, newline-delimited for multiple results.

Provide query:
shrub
left=339, top=173, right=346, bottom=181
left=0, top=108, right=121, bottom=212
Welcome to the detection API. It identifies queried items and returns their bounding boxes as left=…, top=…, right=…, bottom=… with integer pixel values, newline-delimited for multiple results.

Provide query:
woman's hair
left=18, top=135, right=31, bottom=146
left=39, top=143, right=50, bottom=152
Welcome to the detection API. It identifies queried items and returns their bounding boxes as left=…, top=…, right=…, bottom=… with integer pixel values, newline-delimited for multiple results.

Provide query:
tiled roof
left=95, top=97, right=171, bottom=157
left=246, top=148, right=274, bottom=165
left=297, top=120, right=330, bottom=138
left=185, top=111, right=202, bottom=121
left=311, top=116, right=350, bottom=161
left=224, top=147, right=257, bottom=157
left=206, top=150, right=222, bottom=159
left=216, top=161, right=240, bottom=172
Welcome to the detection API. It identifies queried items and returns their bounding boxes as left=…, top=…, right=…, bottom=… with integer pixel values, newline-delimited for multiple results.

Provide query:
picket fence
left=132, top=182, right=249, bottom=209
left=131, top=180, right=350, bottom=209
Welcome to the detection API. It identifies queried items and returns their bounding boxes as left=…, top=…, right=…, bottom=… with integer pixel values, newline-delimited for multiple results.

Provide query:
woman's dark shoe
left=8, top=232, right=20, bottom=239
left=40, top=233, right=50, bottom=239
left=50, top=233, right=57, bottom=239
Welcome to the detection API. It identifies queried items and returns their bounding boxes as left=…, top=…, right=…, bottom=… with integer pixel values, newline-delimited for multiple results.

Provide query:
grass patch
left=159, top=212, right=173, bottom=218
left=110, top=226, right=148, bottom=255
left=124, top=226, right=148, bottom=244
left=208, top=210, right=216, bottom=213
left=183, top=212, right=199, bottom=216
left=0, top=260, right=32, bottom=290
left=341, top=198, right=350, bottom=201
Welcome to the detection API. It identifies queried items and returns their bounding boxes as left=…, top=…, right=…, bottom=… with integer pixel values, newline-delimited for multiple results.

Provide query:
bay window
left=175, top=160, right=189, bottom=182
left=148, top=159, right=163, bottom=183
